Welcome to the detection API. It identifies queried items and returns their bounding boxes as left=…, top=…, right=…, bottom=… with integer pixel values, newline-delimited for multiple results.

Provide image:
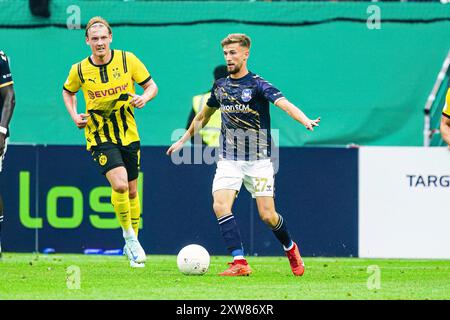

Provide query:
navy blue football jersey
left=207, top=72, right=284, bottom=160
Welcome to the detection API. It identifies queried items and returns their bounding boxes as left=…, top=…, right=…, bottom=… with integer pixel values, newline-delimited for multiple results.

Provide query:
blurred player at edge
left=0, top=50, right=16, bottom=260
left=62, top=17, right=158, bottom=268
left=440, top=89, right=450, bottom=146
left=167, top=34, right=320, bottom=276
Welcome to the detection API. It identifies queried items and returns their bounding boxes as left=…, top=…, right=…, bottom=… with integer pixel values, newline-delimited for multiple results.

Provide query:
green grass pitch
left=0, top=253, right=449, bottom=300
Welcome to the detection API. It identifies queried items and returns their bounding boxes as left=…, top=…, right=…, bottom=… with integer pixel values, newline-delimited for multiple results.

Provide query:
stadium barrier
left=359, top=147, right=450, bottom=259
left=2, top=145, right=449, bottom=258
left=0, top=145, right=358, bottom=257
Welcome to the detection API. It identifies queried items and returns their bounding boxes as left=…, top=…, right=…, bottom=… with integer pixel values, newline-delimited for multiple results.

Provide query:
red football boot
left=219, top=259, right=252, bottom=276
left=286, top=242, right=305, bottom=276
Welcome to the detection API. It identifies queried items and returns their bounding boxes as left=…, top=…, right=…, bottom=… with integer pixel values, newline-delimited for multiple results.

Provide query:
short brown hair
left=85, top=16, right=112, bottom=37
left=221, top=33, right=251, bottom=48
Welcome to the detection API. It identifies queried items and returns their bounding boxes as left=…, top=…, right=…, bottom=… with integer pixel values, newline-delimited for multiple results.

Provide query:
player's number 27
left=254, top=178, right=268, bottom=193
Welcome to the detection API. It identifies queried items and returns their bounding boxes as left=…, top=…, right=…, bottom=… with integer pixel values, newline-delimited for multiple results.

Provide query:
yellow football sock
left=129, top=193, right=141, bottom=237
left=111, top=190, right=131, bottom=232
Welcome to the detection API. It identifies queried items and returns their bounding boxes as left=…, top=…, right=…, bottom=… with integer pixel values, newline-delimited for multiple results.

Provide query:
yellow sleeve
left=63, top=64, right=81, bottom=93
left=127, top=52, right=151, bottom=85
left=444, top=88, right=450, bottom=117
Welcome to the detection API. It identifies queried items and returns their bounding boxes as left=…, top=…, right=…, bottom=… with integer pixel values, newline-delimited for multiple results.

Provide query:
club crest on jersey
left=241, top=89, right=252, bottom=102
left=99, top=154, right=108, bottom=166
left=112, top=67, right=121, bottom=80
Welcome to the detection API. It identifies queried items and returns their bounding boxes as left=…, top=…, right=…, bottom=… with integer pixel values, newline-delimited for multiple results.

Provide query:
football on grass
left=177, top=244, right=210, bottom=275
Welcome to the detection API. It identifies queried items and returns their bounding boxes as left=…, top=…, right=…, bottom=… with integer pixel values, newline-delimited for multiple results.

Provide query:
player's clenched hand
left=128, top=93, right=146, bottom=109
left=166, top=140, right=184, bottom=156
left=304, top=117, right=321, bottom=131
left=73, top=113, right=90, bottom=129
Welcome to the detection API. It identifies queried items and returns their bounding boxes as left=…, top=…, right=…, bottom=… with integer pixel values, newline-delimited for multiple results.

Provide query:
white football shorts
left=0, top=138, right=8, bottom=173
left=212, top=159, right=275, bottom=198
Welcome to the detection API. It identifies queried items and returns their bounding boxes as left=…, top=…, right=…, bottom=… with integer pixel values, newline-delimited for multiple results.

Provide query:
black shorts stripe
left=122, top=51, right=128, bottom=73
left=110, top=111, right=123, bottom=145
left=442, top=112, right=450, bottom=119
left=100, top=65, right=109, bottom=83
left=120, top=107, right=129, bottom=135
left=89, top=112, right=103, bottom=146
left=77, top=63, right=85, bottom=83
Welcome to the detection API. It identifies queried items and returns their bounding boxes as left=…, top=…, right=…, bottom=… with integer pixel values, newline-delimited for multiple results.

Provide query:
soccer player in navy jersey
left=0, top=50, right=16, bottom=260
left=167, top=34, right=320, bottom=276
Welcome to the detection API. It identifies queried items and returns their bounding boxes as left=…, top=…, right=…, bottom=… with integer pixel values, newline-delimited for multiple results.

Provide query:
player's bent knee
left=260, top=214, right=274, bottom=226
left=213, top=201, right=231, bottom=216
left=258, top=204, right=274, bottom=216
left=128, top=179, right=138, bottom=198
left=258, top=209, right=278, bottom=226
left=128, top=190, right=138, bottom=199
left=112, top=183, right=129, bottom=194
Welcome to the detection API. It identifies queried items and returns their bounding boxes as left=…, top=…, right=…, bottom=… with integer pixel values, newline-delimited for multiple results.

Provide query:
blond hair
left=85, top=16, right=112, bottom=37
left=221, top=33, right=251, bottom=48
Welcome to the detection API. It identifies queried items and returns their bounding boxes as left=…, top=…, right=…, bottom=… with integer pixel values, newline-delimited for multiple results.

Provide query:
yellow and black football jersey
left=443, top=88, right=450, bottom=118
left=64, top=49, right=151, bottom=150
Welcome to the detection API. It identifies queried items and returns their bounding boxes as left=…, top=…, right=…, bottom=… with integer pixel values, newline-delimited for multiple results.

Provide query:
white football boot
left=124, top=245, right=145, bottom=268
left=124, top=237, right=147, bottom=265
left=129, top=260, right=146, bottom=268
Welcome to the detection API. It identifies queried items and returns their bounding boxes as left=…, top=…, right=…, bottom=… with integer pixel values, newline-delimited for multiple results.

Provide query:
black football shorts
left=90, top=141, right=140, bottom=181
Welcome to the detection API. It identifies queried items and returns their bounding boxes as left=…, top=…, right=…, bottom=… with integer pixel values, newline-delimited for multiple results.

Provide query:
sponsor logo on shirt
left=87, top=83, right=129, bottom=99
left=221, top=104, right=251, bottom=113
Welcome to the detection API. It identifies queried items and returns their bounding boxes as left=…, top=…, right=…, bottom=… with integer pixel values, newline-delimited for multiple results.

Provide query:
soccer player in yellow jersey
left=62, top=17, right=158, bottom=268
left=440, top=89, right=450, bottom=146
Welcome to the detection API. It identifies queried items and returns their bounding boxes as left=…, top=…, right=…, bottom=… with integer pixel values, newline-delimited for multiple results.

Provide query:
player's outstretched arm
left=129, top=79, right=158, bottom=109
left=62, top=90, right=90, bottom=129
left=275, top=98, right=320, bottom=131
left=440, top=115, right=450, bottom=147
left=166, top=105, right=217, bottom=155
left=0, top=84, right=15, bottom=157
